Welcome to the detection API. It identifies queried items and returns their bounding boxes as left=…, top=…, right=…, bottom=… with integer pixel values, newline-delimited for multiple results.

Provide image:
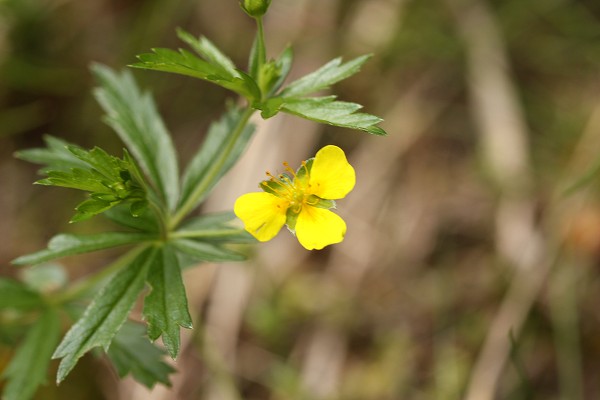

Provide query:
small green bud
left=239, top=0, right=271, bottom=18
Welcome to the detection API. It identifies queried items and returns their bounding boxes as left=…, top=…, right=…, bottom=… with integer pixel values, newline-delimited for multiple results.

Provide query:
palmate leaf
left=14, top=135, right=87, bottom=173
left=143, top=245, right=192, bottom=359
left=52, top=247, right=156, bottom=383
left=178, top=105, right=255, bottom=211
left=1, top=309, right=61, bottom=400
left=280, top=55, right=371, bottom=97
left=92, top=65, right=180, bottom=211
left=104, top=204, right=160, bottom=233
left=12, top=232, right=156, bottom=266
left=107, top=321, right=175, bottom=388
left=281, top=96, right=387, bottom=135
left=131, top=31, right=260, bottom=101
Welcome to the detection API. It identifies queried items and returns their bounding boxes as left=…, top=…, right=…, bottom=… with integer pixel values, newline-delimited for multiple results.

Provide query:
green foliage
left=6, top=3, right=386, bottom=395
left=52, top=247, right=156, bottom=383
left=15, top=135, right=87, bottom=173
left=1, top=309, right=61, bottom=400
left=107, top=322, right=175, bottom=388
left=93, top=65, right=180, bottom=211
left=280, top=96, right=386, bottom=136
left=131, top=28, right=386, bottom=135
left=36, top=147, right=147, bottom=222
left=178, top=105, right=255, bottom=212
left=12, top=232, right=156, bottom=266
left=0, top=279, right=43, bottom=310
left=143, top=245, right=192, bottom=358
left=131, top=34, right=261, bottom=101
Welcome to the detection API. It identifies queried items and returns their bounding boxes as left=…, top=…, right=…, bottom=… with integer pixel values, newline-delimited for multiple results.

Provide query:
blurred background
left=2, top=0, right=600, bottom=399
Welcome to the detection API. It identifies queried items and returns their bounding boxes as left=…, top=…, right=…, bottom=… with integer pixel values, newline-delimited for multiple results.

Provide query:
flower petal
left=234, top=192, right=288, bottom=242
left=295, top=206, right=346, bottom=250
left=308, top=145, right=355, bottom=200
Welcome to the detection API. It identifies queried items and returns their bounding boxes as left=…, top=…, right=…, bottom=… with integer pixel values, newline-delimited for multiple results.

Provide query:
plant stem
left=256, top=17, right=267, bottom=72
left=169, top=228, right=247, bottom=240
left=169, top=107, right=255, bottom=228
left=50, top=245, right=148, bottom=305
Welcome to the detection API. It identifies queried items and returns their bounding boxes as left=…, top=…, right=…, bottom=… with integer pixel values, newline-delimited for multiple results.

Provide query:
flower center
left=263, top=160, right=312, bottom=213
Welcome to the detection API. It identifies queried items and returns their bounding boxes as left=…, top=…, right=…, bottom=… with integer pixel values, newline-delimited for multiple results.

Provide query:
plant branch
left=169, top=107, right=255, bottom=228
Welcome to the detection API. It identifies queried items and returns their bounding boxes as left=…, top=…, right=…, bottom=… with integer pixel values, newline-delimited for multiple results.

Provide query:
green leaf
left=15, top=135, right=88, bottom=172
left=1, top=309, right=61, bottom=400
left=177, top=212, right=255, bottom=243
left=52, top=247, right=156, bottom=383
left=178, top=105, right=255, bottom=210
left=176, top=28, right=240, bottom=79
left=107, top=321, right=175, bottom=388
left=281, top=96, right=387, bottom=135
left=143, top=245, right=192, bottom=359
left=0, top=279, right=43, bottom=310
left=92, top=65, right=179, bottom=211
left=268, top=46, right=293, bottom=96
left=131, top=47, right=260, bottom=101
left=281, top=55, right=371, bottom=97
left=172, top=238, right=245, bottom=262
left=12, top=232, right=156, bottom=266
left=104, top=204, right=159, bottom=232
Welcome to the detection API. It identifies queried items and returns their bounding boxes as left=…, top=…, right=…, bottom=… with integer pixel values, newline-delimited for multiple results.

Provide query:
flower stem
left=256, top=17, right=267, bottom=72
left=169, top=107, right=255, bottom=229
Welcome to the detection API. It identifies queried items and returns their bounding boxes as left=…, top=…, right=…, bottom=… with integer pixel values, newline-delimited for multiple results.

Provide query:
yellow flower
left=234, top=145, right=355, bottom=250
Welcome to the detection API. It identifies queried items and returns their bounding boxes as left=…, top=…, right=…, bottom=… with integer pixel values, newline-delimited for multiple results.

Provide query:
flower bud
left=239, top=0, right=271, bottom=18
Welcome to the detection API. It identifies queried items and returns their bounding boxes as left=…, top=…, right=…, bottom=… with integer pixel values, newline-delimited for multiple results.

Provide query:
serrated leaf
left=52, top=247, right=156, bottom=383
left=281, top=96, right=387, bottom=135
left=0, top=279, right=43, bottom=310
left=172, top=238, right=245, bottom=262
left=1, top=309, right=61, bottom=400
left=178, top=105, right=255, bottom=211
left=143, top=245, right=192, bottom=359
left=107, top=321, right=175, bottom=388
left=177, top=212, right=255, bottom=243
left=12, top=232, right=156, bottom=266
left=176, top=28, right=240, bottom=79
left=92, top=65, right=179, bottom=211
left=15, top=135, right=88, bottom=173
left=281, top=55, right=371, bottom=97
left=131, top=48, right=260, bottom=101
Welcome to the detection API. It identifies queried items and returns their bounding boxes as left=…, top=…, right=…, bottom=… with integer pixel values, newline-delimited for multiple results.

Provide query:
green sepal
left=285, top=208, right=299, bottom=233
left=294, top=158, right=313, bottom=187
left=259, top=179, right=286, bottom=196
left=106, top=322, right=175, bottom=388
left=239, top=0, right=272, bottom=18
left=305, top=195, right=336, bottom=209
